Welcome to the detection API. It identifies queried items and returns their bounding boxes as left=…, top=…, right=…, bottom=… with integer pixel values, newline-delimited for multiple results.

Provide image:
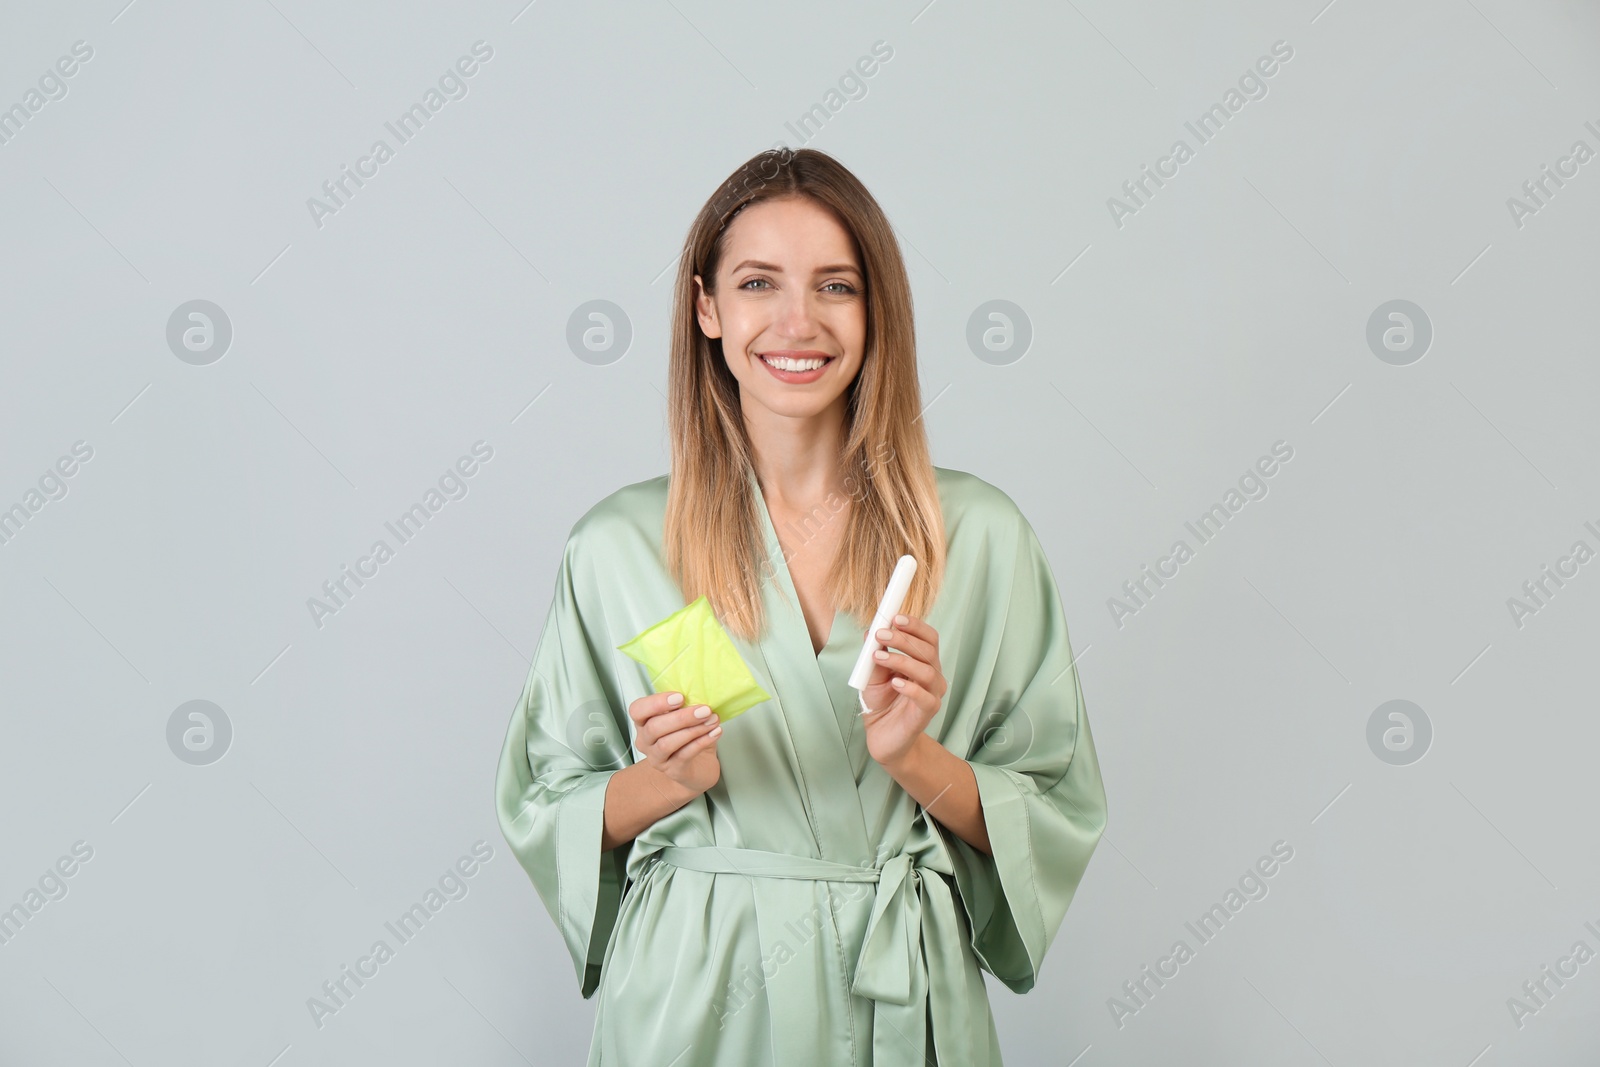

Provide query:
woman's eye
left=738, top=278, right=857, bottom=294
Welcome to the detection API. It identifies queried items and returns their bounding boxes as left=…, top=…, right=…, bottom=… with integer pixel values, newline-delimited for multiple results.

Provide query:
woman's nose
left=774, top=291, right=820, bottom=334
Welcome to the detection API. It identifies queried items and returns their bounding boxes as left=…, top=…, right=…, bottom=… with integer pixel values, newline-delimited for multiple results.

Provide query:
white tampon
left=847, top=554, right=918, bottom=694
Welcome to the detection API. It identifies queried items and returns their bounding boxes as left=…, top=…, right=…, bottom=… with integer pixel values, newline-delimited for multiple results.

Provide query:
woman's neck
left=745, top=405, right=850, bottom=508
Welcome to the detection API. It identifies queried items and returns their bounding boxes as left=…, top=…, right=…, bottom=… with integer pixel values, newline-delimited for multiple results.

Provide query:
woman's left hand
left=860, top=613, right=948, bottom=769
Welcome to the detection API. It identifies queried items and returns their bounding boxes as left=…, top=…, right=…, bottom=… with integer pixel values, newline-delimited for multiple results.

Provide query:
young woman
left=495, top=147, right=1106, bottom=1066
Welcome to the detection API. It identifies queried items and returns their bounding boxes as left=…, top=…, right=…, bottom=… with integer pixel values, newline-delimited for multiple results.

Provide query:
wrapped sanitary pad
left=616, top=595, right=771, bottom=722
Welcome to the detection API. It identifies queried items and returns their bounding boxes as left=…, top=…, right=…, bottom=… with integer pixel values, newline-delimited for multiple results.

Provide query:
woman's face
left=694, top=196, right=866, bottom=424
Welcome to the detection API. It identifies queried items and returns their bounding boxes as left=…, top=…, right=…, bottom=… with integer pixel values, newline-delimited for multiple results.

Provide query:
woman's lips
left=757, top=351, right=833, bottom=383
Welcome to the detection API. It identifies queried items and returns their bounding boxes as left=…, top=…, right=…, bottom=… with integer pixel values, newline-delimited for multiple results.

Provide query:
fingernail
left=876, top=628, right=892, bottom=641
left=873, top=649, right=889, bottom=660
left=709, top=725, right=723, bottom=738
left=891, top=677, right=905, bottom=687
left=894, top=614, right=908, bottom=625
left=667, top=693, right=684, bottom=706
left=694, top=705, right=711, bottom=718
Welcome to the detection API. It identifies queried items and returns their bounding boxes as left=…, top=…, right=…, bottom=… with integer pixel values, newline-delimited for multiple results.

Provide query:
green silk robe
left=494, top=465, right=1107, bottom=1066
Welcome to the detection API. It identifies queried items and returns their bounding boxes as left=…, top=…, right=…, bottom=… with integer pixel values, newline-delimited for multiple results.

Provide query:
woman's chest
left=768, top=504, right=851, bottom=655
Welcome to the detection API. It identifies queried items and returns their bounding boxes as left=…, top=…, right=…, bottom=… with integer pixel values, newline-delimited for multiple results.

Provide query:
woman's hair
left=663, top=147, right=946, bottom=642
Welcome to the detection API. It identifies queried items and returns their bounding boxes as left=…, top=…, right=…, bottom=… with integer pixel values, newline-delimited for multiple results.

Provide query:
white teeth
left=761, top=354, right=828, bottom=372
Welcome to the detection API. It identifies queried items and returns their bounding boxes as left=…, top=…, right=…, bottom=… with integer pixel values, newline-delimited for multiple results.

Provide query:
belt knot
left=849, top=852, right=925, bottom=1005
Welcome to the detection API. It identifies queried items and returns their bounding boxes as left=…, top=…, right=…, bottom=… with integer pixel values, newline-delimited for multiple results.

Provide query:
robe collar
left=738, top=462, right=876, bottom=866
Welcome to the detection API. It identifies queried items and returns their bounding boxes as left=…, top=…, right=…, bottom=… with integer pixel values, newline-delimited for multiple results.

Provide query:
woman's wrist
left=881, top=735, right=992, bottom=854
left=600, top=757, right=703, bottom=851
left=636, top=755, right=705, bottom=803
left=877, top=730, right=933, bottom=780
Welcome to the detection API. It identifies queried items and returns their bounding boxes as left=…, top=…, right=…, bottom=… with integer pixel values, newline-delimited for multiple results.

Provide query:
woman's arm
left=881, top=734, right=992, bottom=855
left=599, top=759, right=702, bottom=851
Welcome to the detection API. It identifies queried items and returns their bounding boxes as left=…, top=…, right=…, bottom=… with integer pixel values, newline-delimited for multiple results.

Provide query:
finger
left=664, top=731, right=719, bottom=769
left=663, top=721, right=722, bottom=763
left=872, top=645, right=940, bottom=693
left=640, top=704, right=713, bottom=747
left=633, top=691, right=687, bottom=726
left=873, top=623, right=937, bottom=671
left=861, top=659, right=893, bottom=689
left=660, top=704, right=716, bottom=737
left=885, top=674, right=940, bottom=715
left=656, top=716, right=721, bottom=759
left=890, top=613, right=939, bottom=651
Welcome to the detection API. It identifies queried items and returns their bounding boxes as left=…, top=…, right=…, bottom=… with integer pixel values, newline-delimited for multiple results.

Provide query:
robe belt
left=655, top=845, right=975, bottom=1066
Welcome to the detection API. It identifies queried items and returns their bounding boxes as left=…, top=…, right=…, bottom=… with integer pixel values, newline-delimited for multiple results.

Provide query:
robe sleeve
left=494, top=532, right=636, bottom=999
left=939, top=511, right=1108, bottom=994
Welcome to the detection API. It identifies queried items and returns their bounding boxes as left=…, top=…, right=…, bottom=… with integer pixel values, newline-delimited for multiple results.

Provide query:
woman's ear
left=693, top=275, right=722, bottom=338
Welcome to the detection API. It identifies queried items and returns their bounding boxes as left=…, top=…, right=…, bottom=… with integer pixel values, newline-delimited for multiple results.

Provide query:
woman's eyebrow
left=730, top=259, right=862, bottom=276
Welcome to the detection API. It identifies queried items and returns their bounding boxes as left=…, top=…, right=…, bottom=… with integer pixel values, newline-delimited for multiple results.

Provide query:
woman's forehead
left=720, top=198, right=860, bottom=269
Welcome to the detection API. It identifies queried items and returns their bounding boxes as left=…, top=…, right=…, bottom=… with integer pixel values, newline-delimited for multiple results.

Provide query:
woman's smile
left=756, top=349, right=835, bottom=383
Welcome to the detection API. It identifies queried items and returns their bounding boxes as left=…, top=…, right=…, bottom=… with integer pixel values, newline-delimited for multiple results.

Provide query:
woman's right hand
left=628, top=691, right=723, bottom=795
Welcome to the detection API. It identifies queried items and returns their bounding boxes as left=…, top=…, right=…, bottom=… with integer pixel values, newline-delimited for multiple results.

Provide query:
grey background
left=1, top=0, right=1597, bottom=1064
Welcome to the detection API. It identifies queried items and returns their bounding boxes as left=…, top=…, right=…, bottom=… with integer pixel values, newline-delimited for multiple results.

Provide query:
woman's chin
left=743, top=391, right=846, bottom=421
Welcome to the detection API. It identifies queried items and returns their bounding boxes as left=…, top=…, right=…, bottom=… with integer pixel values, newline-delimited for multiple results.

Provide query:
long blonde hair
left=663, top=147, right=945, bottom=642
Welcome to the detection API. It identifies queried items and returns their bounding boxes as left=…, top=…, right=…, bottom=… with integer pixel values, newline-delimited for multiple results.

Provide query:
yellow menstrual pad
left=616, top=596, right=771, bottom=722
